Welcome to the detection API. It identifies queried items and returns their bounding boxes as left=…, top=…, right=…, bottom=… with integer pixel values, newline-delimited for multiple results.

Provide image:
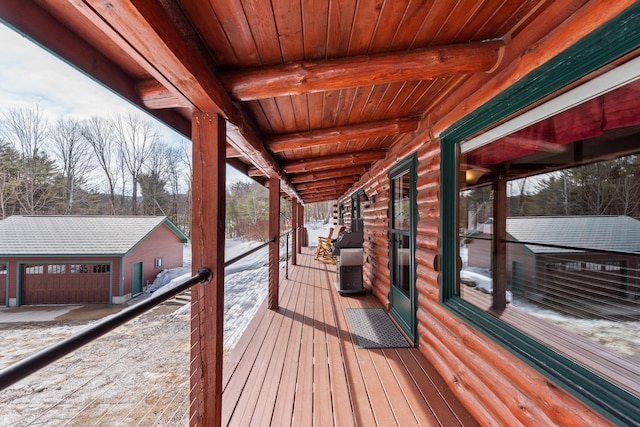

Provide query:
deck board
left=222, top=248, right=479, bottom=426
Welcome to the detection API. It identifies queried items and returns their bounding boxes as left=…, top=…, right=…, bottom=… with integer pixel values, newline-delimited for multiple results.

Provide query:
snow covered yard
left=0, top=232, right=326, bottom=426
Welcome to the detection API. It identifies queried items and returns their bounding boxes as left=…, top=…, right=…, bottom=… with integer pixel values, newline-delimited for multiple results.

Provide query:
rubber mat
left=345, top=308, right=411, bottom=349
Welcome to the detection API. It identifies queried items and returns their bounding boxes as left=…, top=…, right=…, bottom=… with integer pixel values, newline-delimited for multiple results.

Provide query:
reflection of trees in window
left=505, top=155, right=640, bottom=218
left=460, top=186, right=493, bottom=233
left=393, top=172, right=411, bottom=230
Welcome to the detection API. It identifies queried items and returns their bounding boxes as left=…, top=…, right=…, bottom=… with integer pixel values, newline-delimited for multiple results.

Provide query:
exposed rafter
left=295, top=177, right=358, bottom=191
left=220, top=40, right=504, bottom=101
left=135, top=79, right=191, bottom=109
left=289, top=166, right=370, bottom=184
left=283, top=151, right=387, bottom=174
left=264, top=118, right=420, bottom=153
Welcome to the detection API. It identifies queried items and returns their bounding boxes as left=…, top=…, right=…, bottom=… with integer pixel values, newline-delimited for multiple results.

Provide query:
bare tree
left=82, top=116, right=121, bottom=214
left=165, top=144, right=183, bottom=222
left=50, top=118, right=93, bottom=214
left=1, top=105, right=56, bottom=215
left=179, top=139, right=192, bottom=234
left=112, top=113, right=159, bottom=215
left=140, top=141, right=171, bottom=215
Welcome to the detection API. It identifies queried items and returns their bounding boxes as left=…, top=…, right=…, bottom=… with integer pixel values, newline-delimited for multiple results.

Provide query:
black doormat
left=345, top=308, right=411, bottom=349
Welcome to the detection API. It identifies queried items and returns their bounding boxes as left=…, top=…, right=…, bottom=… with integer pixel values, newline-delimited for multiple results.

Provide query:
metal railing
left=0, top=225, right=302, bottom=392
left=0, top=268, right=212, bottom=391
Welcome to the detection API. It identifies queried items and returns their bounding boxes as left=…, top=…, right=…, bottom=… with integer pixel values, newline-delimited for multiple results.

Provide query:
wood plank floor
left=222, top=248, right=479, bottom=426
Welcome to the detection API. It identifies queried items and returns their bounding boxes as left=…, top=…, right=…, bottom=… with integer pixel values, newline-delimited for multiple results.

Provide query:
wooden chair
left=314, top=225, right=345, bottom=264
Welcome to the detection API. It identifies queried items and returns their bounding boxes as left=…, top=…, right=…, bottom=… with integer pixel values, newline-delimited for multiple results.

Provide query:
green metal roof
left=0, top=215, right=189, bottom=256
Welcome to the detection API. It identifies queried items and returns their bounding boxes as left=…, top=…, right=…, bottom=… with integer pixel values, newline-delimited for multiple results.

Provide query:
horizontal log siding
left=362, top=179, right=390, bottom=308
left=343, top=1, right=630, bottom=424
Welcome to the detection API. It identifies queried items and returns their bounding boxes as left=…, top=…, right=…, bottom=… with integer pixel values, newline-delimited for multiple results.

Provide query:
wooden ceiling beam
left=226, top=145, right=244, bottom=158
left=221, top=40, right=504, bottom=101
left=55, top=0, right=300, bottom=200
left=265, top=117, right=420, bottom=153
left=135, top=79, right=191, bottom=109
left=296, top=177, right=358, bottom=191
left=298, top=187, right=350, bottom=199
left=247, top=167, right=266, bottom=177
left=284, top=151, right=387, bottom=174
left=298, top=190, right=346, bottom=203
left=289, top=166, right=369, bottom=184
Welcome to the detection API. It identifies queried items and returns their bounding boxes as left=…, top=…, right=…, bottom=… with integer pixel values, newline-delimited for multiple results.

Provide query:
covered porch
left=221, top=247, right=477, bottom=426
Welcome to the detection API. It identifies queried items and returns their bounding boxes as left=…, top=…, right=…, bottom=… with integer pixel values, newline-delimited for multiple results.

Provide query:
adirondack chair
left=314, top=225, right=345, bottom=264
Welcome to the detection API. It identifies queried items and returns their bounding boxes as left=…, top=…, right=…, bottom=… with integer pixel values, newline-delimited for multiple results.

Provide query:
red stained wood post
left=190, top=112, right=225, bottom=427
left=298, top=204, right=304, bottom=252
left=492, top=172, right=507, bottom=312
left=268, top=177, right=280, bottom=310
left=291, top=200, right=298, bottom=266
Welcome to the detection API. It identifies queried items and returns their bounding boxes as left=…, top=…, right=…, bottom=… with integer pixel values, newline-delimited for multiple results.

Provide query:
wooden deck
left=222, top=248, right=479, bottom=426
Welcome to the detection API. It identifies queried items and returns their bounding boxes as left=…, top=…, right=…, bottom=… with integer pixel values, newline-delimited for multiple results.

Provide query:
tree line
left=462, top=154, right=640, bottom=229
left=1, top=104, right=335, bottom=238
left=0, top=104, right=192, bottom=231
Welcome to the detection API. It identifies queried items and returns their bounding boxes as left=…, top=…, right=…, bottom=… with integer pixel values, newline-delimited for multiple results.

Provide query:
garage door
left=22, top=263, right=110, bottom=305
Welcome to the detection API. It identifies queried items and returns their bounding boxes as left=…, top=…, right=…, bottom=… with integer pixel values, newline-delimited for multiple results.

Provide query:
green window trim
left=440, top=4, right=640, bottom=425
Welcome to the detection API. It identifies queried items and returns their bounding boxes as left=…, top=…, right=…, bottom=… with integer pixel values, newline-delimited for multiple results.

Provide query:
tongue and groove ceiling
left=0, top=0, right=553, bottom=203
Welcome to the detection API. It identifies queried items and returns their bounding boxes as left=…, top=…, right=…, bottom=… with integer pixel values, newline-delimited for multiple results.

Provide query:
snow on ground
left=0, top=233, right=321, bottom=425
left=460, top=245, right=639, bottom=358
left=511, top=297, right=640, bottom=358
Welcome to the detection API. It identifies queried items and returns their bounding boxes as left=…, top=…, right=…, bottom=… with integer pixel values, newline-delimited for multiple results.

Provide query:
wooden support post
left=492, top=172, right=507, bottom=312
left=298, top=204, right=305, bottom=251
left=291, top=200, right=298, bottom=266
left=190, top=112, right=226, bottom=427
left=268, top=177, right=280, bottom=310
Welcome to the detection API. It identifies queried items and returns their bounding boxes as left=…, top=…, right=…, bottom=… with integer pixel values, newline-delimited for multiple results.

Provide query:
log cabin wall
left=341, top=1, right=635, bottom=425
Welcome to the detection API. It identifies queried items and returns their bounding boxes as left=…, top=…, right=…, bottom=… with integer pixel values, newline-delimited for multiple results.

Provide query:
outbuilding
left=466, top=216, right=640, bottom=316
left=0, top=216, right=189, bottom=306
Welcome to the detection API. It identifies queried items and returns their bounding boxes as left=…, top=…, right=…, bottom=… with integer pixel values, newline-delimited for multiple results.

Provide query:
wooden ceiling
left=0, top=0, right=553, bottom=203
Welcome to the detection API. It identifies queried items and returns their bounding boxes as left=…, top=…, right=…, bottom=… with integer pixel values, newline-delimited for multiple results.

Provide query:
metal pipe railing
left=224, top=238, right=276, bottom=268
left=0, top=268, right=213, bottom=391
left=0, top=224, right=304, bottom=391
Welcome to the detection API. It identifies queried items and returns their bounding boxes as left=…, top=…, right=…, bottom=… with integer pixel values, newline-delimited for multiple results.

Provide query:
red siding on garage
left=122, top=223, right=185, bottom=296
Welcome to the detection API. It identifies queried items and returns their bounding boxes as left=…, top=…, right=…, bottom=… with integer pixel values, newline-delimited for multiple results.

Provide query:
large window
left=458, top=66, right=640, bottom=412
left=441, top=9, right=640, bottom=424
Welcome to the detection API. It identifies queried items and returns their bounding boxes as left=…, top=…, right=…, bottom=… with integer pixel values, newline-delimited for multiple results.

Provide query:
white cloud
left=0, top=22, right=250, bottom=183
left=0, top=24, right=142, bottom=121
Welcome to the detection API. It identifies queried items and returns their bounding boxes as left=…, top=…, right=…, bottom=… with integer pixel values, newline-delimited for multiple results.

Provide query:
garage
left=1, top=215, right=188, bottom=306
left=22, top=263, right=111, bottom=305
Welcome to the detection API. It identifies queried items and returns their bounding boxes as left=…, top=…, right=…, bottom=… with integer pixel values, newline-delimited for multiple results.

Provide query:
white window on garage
left=154, top=257, right=163, bottom=268
left=92, top=264, right=110, bottom=273
left=25, top=265, right=44, bottom=274
left=71, top=264, right=89, bottom=273
left=47, top=265, right=66, bottom=274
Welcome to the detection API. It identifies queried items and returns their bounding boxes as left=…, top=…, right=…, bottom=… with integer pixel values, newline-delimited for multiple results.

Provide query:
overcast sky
left=0, top=22, right=248, bottom=183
